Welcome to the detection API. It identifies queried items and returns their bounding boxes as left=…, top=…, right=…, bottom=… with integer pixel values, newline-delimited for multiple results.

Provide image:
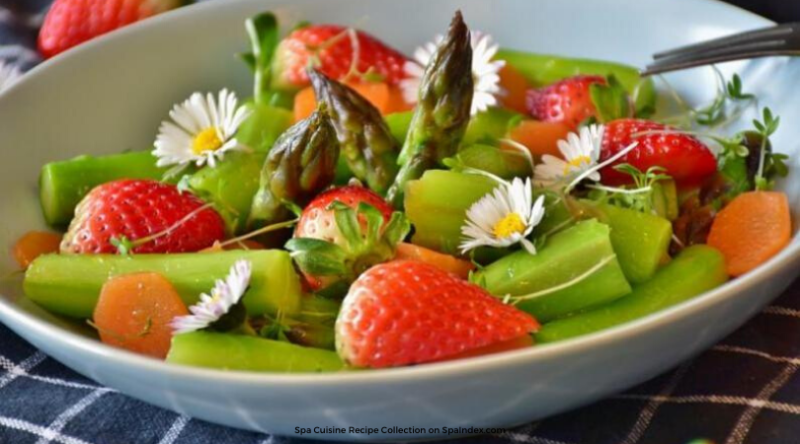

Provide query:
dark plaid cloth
left=3, top=1, right=800, bottom=443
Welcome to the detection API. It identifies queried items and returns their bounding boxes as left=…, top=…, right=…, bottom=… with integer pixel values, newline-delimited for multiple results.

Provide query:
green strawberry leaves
left=285, top=238, right=350, bottom=276
left=589, top=75, right=632, bottom=123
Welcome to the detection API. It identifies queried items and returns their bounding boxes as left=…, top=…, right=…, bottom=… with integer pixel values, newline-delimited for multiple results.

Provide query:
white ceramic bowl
left=1, top=0, right=799, bottom=440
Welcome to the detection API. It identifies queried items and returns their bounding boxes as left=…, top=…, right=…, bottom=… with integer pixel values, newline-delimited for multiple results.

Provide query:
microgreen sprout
left=587, top=164, right=671, bottom=215
left=658, top=70, right=757, bottom=129
left=753, top=107, right=785, bottom=190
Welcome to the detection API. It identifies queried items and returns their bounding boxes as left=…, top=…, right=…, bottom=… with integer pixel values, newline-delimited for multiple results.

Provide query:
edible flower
left=0, top=61, right=21, bottom=92
left=401, top=31, right=505, bottom=115
left=153, top=89, right=251, bottom=169
left=460, top=177, right=545, bottom=255
left=171, top=260, right=252, bottom=334
left=535, top=124, right=605, bottom=187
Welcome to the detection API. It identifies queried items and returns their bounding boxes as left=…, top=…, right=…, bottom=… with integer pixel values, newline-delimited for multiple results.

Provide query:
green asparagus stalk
left=386, top=11, right=474, bottom=207
left=24, top=250, right=302, bottom=319
left=40, top=151, right=166, bottom=226
left=188, top=151, right=265, bottom=234
left=167, top=332, right=344, bottom=372
left=309, top=69, right=400, bottom=194
left=235, top=103, right=295, bottom=152
left=536, top=245, right=727, bottom=343
left=249, top=104, right=340, bottom=228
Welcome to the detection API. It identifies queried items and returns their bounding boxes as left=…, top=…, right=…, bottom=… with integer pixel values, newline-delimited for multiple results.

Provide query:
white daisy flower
left=400, top=31, right=505, bottom=115
left=460, top=177, right=546, bottom=255
left=0, top=61, right=22, bottom=92
left=534, top=124, right=605, bottom=187
left=153, top=89, right=251, bottom=169
left=171, top=260, right=252, bottom=335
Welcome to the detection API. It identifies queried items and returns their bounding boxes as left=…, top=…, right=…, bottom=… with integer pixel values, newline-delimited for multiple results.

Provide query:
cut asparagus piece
left=24, top=250, right=302, bottom=319
left=387, top=12, right=474, bottom=207
left=235, top=103, right=295, bottom=152
left=385, top=111, right=413, bottom=145
left=461, top=107, right=523, bottom=146
left=40, top=151, right=165, bottom=226
left=474, top=220, right=632, bottom=322
left=448, top=143, right=532, bottom=179
left=167, top=332, right=344, bottom=372
left=309, top=69, right=400, bottom=194
left=405, top=170, right=496, bottom=254
left=583, top=202, right=673, bottom=284
left=536, top=245, right=727, bottom=343
left=188, top=151, right=265, bottom=234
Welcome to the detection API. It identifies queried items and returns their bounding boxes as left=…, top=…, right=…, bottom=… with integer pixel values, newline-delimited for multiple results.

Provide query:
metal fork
left=641, top=22, right=800, bottom=76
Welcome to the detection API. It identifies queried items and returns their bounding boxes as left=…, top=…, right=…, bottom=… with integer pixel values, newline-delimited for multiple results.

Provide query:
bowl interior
left=0, top=0, right=798, bottom=358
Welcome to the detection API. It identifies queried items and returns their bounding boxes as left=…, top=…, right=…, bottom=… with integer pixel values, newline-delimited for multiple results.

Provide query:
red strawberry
left=272, top=25, right=409, bottom=90
left=336, top=260, right=539, bottom=368
left=61, top=179, right=225, bottom=254
left=295, top=185, right=393, bottom=246
left=600, top=119, right=717, bottom=187
left=38, top=0, right=179, bottom=59
left=288, top=185, right=405, bottom=294
left=526, top=75, right=606, bottom=129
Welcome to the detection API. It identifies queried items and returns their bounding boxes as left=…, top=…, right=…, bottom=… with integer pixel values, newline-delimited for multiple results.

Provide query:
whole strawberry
left=336, top=260, right=539, bottom=368
left=526, top=75, right=606, bottom=129
left=600, top=119, right=717, bottom=187
left=61, top=179, right=225, bottom=254
left=287, top=185, right=407, bottom=294
left=272, top=25, right=409, bottom=91
left=295, top=185, right=393, bottom=245
left=38, top=0, right=181, bottom=59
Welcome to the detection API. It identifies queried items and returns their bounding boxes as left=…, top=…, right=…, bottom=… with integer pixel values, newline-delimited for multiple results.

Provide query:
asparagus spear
left=24, top=250, right=302, bottom=319
left=387, top=11, right=474, bottom=207
left=249, top=104, right=340, bottom=227
left=167, top=332, right=344, bottom=372
left=308, top=69, right=400, bottom=194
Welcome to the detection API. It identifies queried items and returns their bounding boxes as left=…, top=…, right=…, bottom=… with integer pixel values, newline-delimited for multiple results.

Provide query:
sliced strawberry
left=38, top=0, right=180, bottom=59
left=272, top=25, right=409, bottom=91
left=61, top=179, right=225, bottom=254
left=336, top=260, right=539, bottom=368
left=600, top=119, right=718, bottom=187
left=526, top=75, right=606, bottom=129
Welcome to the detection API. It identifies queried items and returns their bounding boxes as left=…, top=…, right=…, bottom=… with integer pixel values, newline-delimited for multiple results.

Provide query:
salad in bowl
left=10, top=9, right=792, bottom=373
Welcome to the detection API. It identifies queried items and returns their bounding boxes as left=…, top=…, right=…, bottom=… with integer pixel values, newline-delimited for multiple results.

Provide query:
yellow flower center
left=493, top=213, right=526, bottom=239
left=192, top=127, right=223, bottom=155
left=563, top=155, right=592, bottom=175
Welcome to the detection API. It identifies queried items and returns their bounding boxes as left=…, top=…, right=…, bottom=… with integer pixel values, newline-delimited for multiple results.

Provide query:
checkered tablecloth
left=4, top=1, right=800, bottom=443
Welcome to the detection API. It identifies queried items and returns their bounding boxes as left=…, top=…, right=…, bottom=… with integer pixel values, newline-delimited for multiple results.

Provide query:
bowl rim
left=0, top=0, right=792, bottom=387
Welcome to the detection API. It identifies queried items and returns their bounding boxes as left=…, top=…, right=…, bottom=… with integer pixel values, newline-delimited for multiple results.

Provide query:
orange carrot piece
left=293, top=87, right=317, bottom=122
left=385, top=85, right=414, bottom=113
left=707, top=191, right=791, bottom=277
left=93, top=273, right=189, bottom=359
left=497, top=65, right=531, bottom=114
left=507, top=120, right=572, bottom=159
left=293, top=82, right=400, bottom=121
left=437, top=335, right=535, bottom=362
left=395, top=242, right=475, bottom=279
left=13, top=231, right=62, bottom=269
